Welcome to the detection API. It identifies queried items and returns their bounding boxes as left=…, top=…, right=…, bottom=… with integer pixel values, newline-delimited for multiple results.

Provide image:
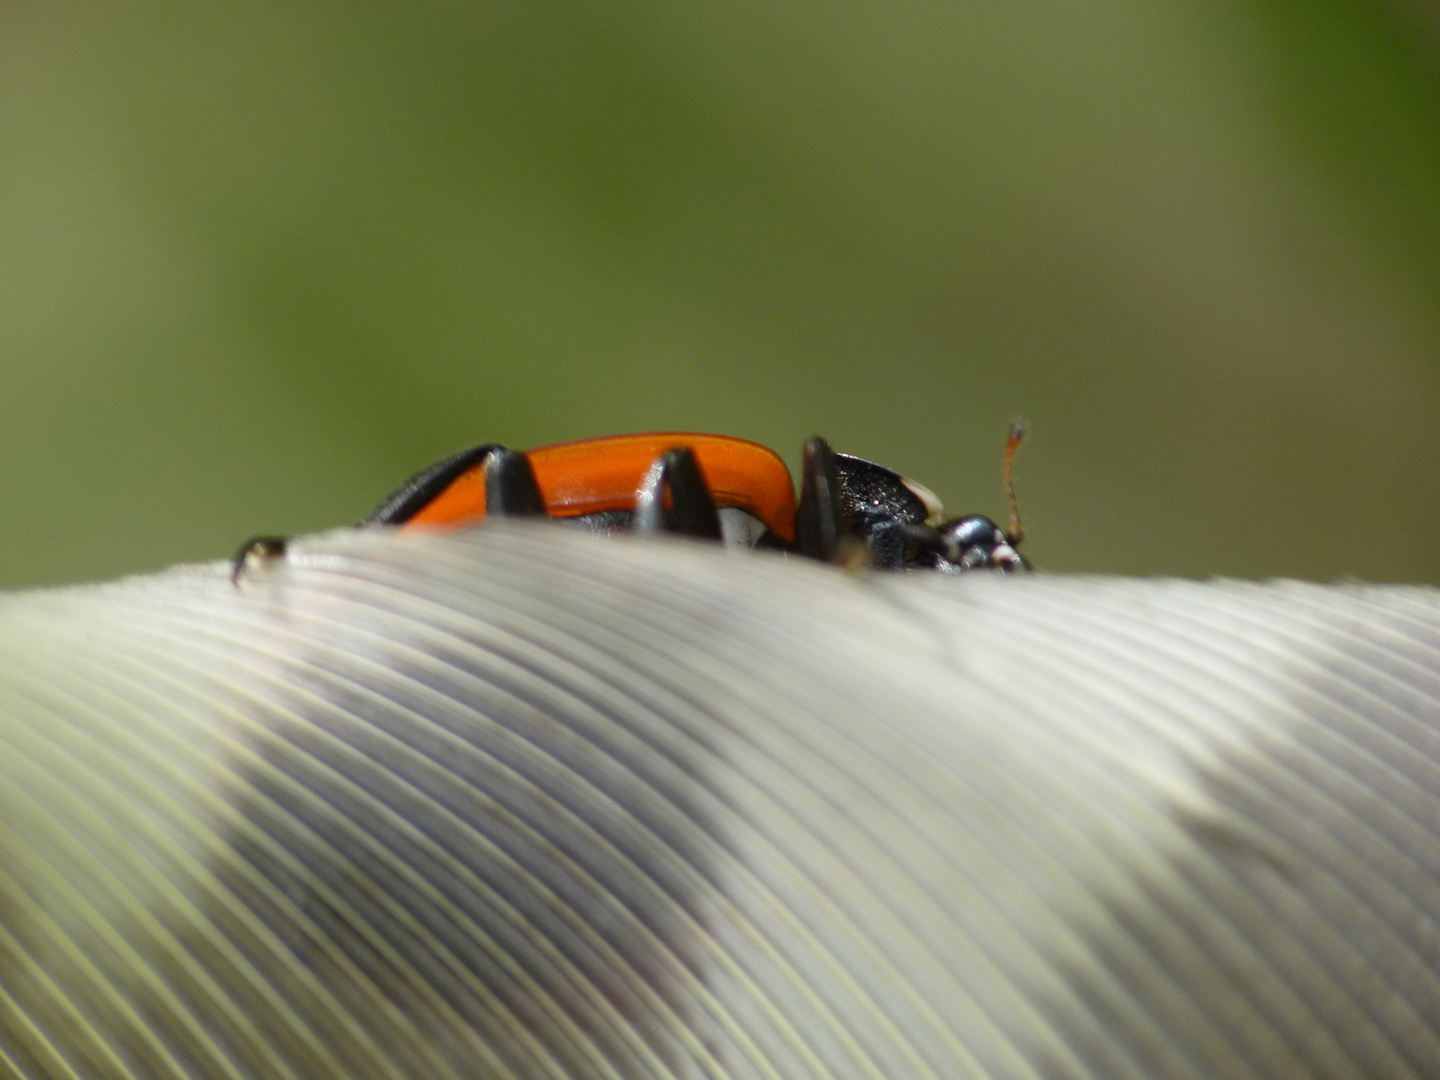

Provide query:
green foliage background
left=1, top=2, right=1437, bottom=585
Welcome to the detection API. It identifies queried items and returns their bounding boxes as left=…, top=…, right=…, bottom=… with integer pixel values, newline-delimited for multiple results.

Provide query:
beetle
left=232, top=426, right=1027, bottom=582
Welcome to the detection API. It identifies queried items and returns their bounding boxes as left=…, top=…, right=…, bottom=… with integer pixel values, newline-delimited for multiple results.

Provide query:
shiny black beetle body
left=802, top=431, right=1026, bottom=573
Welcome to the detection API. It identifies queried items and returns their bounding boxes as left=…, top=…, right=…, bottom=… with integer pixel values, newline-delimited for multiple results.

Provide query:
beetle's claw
left=230, top=536, right=288, bottom=586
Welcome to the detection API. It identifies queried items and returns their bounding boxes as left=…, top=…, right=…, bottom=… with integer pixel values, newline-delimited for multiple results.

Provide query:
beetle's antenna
left=1003, top=419, right=1025, bottom=546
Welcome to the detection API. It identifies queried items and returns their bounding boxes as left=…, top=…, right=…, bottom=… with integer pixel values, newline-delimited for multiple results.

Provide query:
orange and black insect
left=232, top=428, right=1027, bottom=582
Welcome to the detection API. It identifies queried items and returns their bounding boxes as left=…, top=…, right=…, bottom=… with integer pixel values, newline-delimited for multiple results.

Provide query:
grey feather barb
left=0, top=525, right=1437, bottom=1078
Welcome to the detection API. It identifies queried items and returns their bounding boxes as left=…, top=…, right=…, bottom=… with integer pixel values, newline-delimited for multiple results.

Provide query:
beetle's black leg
left=796, top=436, right=843, bottom=562
left=359, top=443, right=504, bottom=526
left=634, top=447, right=723, bottom=540
left=888, top=521, right=949, bottom=562
left=230, top=535, right=288, bottom=587
left=634, top=459, right=665, bottom=534
left=483, top=448, right=547, bottom=518
left=662, top=448, right=723, bottom=538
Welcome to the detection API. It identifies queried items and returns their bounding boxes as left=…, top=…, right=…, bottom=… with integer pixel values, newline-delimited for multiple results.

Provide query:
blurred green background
left=0, top=2, right=1436, bottom=585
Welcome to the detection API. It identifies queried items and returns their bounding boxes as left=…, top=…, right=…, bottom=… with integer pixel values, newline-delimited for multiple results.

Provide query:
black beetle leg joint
left=634, top=447, right=723, bottom=540
left=892, top=522, right=954, bottom=563
left=796, top=436, right=843, bottom=563
left=483, top=449, right=547, bottom=518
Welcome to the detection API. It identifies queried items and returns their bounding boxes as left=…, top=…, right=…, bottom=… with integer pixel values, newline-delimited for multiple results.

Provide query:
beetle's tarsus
left=230, top=536, right=288, bottom=587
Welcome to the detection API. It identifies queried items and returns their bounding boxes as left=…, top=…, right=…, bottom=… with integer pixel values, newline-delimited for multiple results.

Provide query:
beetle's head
left=930, top=514, right=1027, bottom=572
